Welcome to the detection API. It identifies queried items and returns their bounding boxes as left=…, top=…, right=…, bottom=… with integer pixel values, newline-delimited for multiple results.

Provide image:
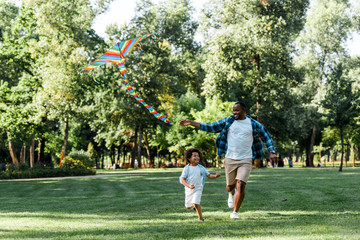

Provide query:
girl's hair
left=184, top=148, right=202, bottom=164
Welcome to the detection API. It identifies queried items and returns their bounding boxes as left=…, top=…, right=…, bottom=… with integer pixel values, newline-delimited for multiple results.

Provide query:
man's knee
left=237, top=180, right=246, bottom=192
left=226, top=184, right=236, bottom=192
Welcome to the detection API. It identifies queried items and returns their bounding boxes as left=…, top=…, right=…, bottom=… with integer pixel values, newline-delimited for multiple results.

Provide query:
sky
left=92, top=0, right=360, bottom=56
left=92, top=0, right=206, bottom=37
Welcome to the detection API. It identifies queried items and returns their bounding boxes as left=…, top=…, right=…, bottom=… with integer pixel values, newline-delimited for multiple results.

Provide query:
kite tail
left=123, top=79, right=170, bottom=124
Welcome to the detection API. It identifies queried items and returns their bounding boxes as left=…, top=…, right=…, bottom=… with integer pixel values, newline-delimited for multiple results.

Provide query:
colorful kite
left=81, top=33, right=170, bottom=124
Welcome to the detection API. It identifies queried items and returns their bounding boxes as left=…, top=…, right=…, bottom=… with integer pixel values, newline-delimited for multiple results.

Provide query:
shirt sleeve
left=179, top=166, right=188, bottom=185
left=199, top=165, right=210, bottom=177
left=257, top=122, right=275, bottom=152
left=199, top=117, right=229, bottom=133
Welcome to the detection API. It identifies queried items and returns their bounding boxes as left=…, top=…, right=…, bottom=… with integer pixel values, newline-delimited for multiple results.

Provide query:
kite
left=81, top=33, right=170, bottom=124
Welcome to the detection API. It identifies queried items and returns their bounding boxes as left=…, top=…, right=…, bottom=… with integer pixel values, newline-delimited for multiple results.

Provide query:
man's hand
left=180, top=119, right=200, bottom=129
left=269, top=152, right=277, bottom=161
left=215, top=173, right=221, bottom=178
left=180, top=119, right=191, bottom=126
left=190, top=184, right=195, bottom=189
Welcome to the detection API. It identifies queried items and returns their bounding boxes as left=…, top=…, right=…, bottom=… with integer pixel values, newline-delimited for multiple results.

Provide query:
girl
left=179, top=148, right=220, bottom=221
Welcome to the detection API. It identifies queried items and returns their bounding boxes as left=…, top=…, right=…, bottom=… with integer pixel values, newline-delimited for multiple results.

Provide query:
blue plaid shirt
left=200, top=115, right=275, bottom=160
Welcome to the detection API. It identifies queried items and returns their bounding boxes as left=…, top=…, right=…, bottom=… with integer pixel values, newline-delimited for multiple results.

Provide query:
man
left=180, top=101, right=277, bottom=219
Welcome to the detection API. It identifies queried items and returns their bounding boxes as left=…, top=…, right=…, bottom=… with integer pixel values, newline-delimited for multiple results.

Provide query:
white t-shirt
left=225, top=117, right=253, bottom=160
left=186, top=165, right=203, bottom=190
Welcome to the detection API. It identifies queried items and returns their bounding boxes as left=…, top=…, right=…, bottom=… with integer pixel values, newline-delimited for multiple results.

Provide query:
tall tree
left=86, top=0, right=203, bottom=166
left=295, top=0, right=355, bottom=166
left=26, top=0, right=110, bottom=165
left=200, top=0, right=309, bottom=121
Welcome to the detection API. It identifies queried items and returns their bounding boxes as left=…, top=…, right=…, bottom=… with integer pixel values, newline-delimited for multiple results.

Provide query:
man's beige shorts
left=224, top=157, right=252, bottom=185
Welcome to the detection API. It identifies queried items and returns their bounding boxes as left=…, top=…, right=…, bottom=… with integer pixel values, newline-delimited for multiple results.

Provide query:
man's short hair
left=235, top=101, right=246, bottom=111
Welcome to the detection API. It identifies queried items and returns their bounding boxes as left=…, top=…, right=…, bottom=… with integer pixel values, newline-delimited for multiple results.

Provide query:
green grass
left=0, top=167, right=359, bottom=239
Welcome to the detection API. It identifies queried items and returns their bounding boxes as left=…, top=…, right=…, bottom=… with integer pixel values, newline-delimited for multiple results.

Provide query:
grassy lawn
left=0, top=166, right=359, bottom=240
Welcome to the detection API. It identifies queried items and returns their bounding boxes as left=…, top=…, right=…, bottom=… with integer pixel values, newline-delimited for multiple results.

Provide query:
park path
left=0, top=173, right=148, bottom=182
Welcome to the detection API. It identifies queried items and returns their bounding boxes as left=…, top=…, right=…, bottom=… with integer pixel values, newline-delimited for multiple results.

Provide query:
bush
left=0, top=167, right=96, bottom=179
left=61, top=157, right=87, bottom=169
left=67, top=150, right=94, bottom=169
left=0, top=163, right=6, bottom=172
left=19, top=163, right=30, bottom=171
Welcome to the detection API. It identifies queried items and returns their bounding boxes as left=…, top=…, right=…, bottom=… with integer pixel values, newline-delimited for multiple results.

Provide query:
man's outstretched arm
left=180, top=119, right=200, bottom=129
left=180, top=117, right=229, bottom=133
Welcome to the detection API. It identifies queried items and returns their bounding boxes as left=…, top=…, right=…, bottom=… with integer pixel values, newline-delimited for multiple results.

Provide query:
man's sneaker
left=227, top=188, right=236, bottom=208
left=230, top=211, right=239, bottom=219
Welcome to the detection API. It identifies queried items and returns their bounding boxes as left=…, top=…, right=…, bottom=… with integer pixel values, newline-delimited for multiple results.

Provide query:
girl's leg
left=193, top=203, right=203, bottom=220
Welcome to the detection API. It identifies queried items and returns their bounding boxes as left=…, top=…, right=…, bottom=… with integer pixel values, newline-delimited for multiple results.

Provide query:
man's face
left=233, top=104, right=245, bottom=120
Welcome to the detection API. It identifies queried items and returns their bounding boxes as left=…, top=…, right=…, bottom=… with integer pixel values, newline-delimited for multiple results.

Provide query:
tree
left=25, top=0, right=110, bottom=165
left=295, top=0, right=355, bottom=166
left=322, top=61, right=359, bottom=171
left=85, top=0, right=203, bottom=167
left=200, top=0, right=308, bottom=119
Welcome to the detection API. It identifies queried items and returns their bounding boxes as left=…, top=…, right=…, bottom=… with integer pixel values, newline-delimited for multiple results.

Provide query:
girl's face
left=189, top=152, right=200, bottom=165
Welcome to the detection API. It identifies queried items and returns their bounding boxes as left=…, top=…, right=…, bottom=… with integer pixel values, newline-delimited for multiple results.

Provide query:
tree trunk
left=345, top=144, right=350, bottom=168
left=157, top=145, right=160, bottom=168
left=30, top=139, right=35, bottom=168
left=38, top=139, right=45, bottom=163
left=254, top=54, right=262, bottom=123
left=168, top=152, right=171, bottom=166
left=19, top=143, right=26, bottom=164
left=295, top=151, right=299, bottom=162
left=110, top=146, right=115, bottom=165
left=117, top=145, right=121, bottom=163
left=305, top=147, right=310, bottom=167
left=101, top=153, right=104, bottom=169
left=131, top=127, right=138, bottom=168
left=8, top=142, right=19, bottom=167
left=123, top=145, right=126, bottom=165
left=352, top=145, right=355, bottom=168
left=143, top=132, right=153, bottom=168
left=339, top=128, right=344, bottom=172
left=59, top=118, right=69, bottom=167
left=138, top=126, right=143, bottom=168
left=308, top=124, right=316, bottom=167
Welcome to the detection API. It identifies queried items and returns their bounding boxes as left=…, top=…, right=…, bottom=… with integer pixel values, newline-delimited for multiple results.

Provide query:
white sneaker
left=230, top=211, right=239, bottom=219
left=227, top=192, right=235, bottom=208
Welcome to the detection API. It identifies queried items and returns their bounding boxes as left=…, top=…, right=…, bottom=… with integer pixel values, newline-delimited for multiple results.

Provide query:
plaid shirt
left=199, top=115, right=275, bottom=160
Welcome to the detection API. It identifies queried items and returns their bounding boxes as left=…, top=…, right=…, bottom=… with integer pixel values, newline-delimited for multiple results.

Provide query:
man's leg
left=226, top=184, right=236, bottom=193
left=234, top=180, right=246, bottom=212
left=224, top=158, right=238, bottom=208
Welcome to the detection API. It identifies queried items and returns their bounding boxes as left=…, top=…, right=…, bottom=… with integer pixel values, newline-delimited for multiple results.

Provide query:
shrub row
left=0, top=168, right=96, bottom=180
